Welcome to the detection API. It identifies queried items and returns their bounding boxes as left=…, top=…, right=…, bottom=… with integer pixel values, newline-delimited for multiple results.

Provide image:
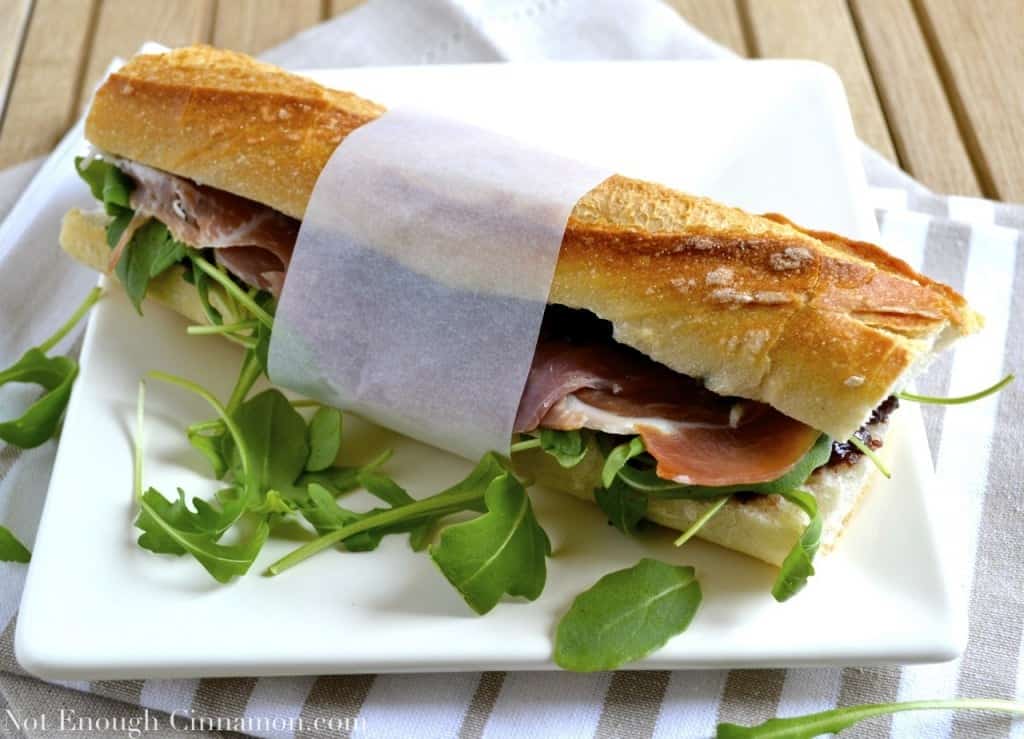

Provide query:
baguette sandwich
left=60, top=45, right=981, bottom=569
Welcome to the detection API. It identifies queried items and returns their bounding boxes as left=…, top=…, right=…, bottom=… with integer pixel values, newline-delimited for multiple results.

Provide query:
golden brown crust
left=84, top=45, right=981, bottom=439
left=86, top=46, right=384, bottom=220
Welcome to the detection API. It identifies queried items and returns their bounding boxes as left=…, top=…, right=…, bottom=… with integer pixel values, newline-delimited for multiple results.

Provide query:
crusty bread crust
left=61, top=207, right=887, bottom=567
left=84, top=46, right=980, bottom=440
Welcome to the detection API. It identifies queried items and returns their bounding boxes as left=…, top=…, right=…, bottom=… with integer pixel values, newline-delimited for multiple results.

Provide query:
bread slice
left=61, top=207, right=888, bottom=566
left=83, top=45, right=980, bottom=442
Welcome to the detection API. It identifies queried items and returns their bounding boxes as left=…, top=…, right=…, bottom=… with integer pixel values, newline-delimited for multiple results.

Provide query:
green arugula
left=674, top=495, right=731, bottom=547
left=0, top=287, right=102, bottom=449
left=300, top=483, right=387, bottom=552
left=137, top=490, right=269, bottom=583
left=115, top=220, right=188, bottom=314
left=0, top=527, right=30, bottom=563
left=554, top=558, right=702, bottom=671
left=715, top=698, right=1024, bottom=738
left=898, top=373, right=1014, bottom=405
left=75, top=157, right=133, bottom=215
left=771, top=489, right=822, bottom=602
left=594, top=477, right=647, bottom=535
left=601, top=436, right=646, bottom=488
left=299, top=472, right=442, bottom=552
left=846, top=434, right=891, bottom=478
left=136, top=485, right=250, bottom=553
left=538, top=428, right=588, bottom=468
left=75, top=157, right=136, bottom=251
left=267, top=452, right=510, bottom=576
left=306, top=407, right=342, bottom=471
left=431, top=472, right=551, bottom=614
left=187, top=426, right=228, bottom=480
left=224, top=389, right=309, bottom=498
left=182, top=254, right=224, bottom=326
left=134, top=372, right=267, bottom=582
left=360, top=472, right=433, bottom=548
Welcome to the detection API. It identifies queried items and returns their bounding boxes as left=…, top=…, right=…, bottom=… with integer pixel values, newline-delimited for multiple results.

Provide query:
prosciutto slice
left=113, top=159, right=299, bottom=294
left=516, top=338, right=820, bottom=487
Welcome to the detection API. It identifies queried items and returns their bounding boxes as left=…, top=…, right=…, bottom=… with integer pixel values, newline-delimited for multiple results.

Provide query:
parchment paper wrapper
left=268, top=109, right=612, bottom=460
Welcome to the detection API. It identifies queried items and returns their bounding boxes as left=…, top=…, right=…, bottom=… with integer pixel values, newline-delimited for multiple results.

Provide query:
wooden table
left=0, top=0, right=1020, bottom=200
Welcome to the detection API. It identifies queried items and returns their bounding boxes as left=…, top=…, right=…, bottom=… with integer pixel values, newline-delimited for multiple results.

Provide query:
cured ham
left=516, top=336, right=821, bottom=487
left=636, top=413, right=821, bottom=486
left=514, top=339, right=736, bottom=432
left=113, top=159, right=299, bottom=293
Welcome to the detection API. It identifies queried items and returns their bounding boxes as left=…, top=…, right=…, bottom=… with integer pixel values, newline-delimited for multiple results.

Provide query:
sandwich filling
left=77, top=156, right=894, bottom=494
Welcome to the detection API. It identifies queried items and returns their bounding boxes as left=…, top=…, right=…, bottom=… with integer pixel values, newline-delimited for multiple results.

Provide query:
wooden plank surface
left=742, top=0, right=898, bottom=165
left=916, top=0, right=1024, bottom=201
left=80, top=0, right=214, bottom=114
left=667, top=0, right=748, bottom=54
left=213, top=0, right=323, bottom=55
left=849, top=0, right=980, bottom=195
left=0, top=0, right=32, bottom=128
left=0, top=0, right=97, bottom=169
left=328, top=0, right=365, bottom=18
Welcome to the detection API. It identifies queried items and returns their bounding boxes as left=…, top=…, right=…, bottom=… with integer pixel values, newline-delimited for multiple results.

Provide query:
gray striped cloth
left=1, top=1, right=1021, bottom=737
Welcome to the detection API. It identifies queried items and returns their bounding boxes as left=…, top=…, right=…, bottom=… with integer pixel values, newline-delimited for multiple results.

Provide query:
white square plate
left=17, top=61, right=962, bottom=678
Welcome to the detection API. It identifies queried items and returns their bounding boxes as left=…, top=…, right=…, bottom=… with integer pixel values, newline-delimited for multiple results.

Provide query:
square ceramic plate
left=17, top=61, right=963, bottom=678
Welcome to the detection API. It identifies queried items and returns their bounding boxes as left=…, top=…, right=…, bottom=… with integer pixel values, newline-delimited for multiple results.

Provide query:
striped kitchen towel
left=1, top=1, right=1021, bottom=737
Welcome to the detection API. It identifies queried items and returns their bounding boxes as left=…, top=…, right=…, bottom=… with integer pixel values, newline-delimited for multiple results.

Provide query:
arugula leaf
left=267, top=453, right=510, bottom=576
left=359, top=472, right=415, bottom=507
left=898, top=373, right=1014, bottom=405
left=537, top=428, right=588, bottom=468
left=554, top=558, right=702, bottom=671
left=136, top=489, right=268, bottom=583
left=249, top=489, right=297, bottom=517
left=616, top=434, right=833, bottom=499
left=306, top=407, right=342, bottom=472
left=182, top=254, right=226, bottom=325
left=0, top=288, right=102, bottom=449
left=601, top=436, right=646, bottom=488
left=771, top=489, right=821, bottom=602
left=674, top=495, right=730, bottom=547
left=431, top=472, right=550, bottom=615
left=594, top=477, right=647, bottom=535
left=135, top=485, right=251, bottom=554
left=301, top=483, right=386, bottom=552
left=359, top=471, right=433, bottom=549
left=252, top=293, right=275, bottom=372
left=187, top=427, right=228, bottom=479
left=115, top=219, right=188, bottom=314
left=75, top=157, right=133, bottom=214
left=142, top=371, right=267, bottom=580
left=0, top=350, right=78, bottom=449
left=106, top=209, right=135, bottom=249
left=0, top=526, right=30, bottom=563
left=715, top=698, right=1024, bottom=738
left=295, top=465, right=364, bottom=501
left=409, top=519, right=436, bottom=552
left=224, top=389, right=309, bottom=498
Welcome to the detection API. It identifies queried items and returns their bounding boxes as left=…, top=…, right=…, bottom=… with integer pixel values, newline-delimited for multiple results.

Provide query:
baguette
left=84, top=45, right=980, bottom=441
left=63, top=207, right=887, bottom=567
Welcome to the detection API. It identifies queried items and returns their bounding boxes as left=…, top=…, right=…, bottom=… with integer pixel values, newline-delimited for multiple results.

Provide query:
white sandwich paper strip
left=268, top=108, right=613, bottom=460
